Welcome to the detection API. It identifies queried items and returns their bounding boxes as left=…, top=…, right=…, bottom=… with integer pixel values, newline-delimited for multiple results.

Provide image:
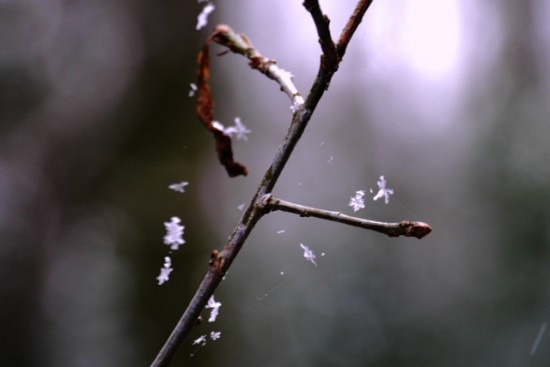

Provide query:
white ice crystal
left=348, top=190, right=366, bottom=212
left=168, top=181, right=189, bottom=193
left=300, top=243, right=317, bottom=267
left=212, top=118, right=251, bottom=141
left=223, top=117, right=251, bottom=141
left=156, top=257, right=173, bottom=285
left=210, top=331, right=221, bottom=341
left=196, top=3, right=215, bottom=30
left=188, top=83, right=197, bottom=97
left=163, top=217, right=185, bottom=250
left=205, top=295, right=222, bottom=322
left=372, top=175, right=394, bottom=204
left=193, top=335, right=207, bottom=346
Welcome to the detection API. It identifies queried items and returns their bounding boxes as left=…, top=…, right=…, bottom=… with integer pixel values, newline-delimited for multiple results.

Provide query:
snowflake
left=188, top=83, right=197, bottom=97
left=196, top=2, right=215, bottom=30
left=193, top=335, right=207, bottom=346
left=210, top=331, right=221, bottom=341
left=205, top=295, right=222, bottom=322
left=168, top=181, right=189, bottom=193
left=290, top=100, right=303, bottom=113
left=223, top=117, right=251, bottom=141
left=157, top=257, right=173, bottom=285
left=372, top=175, right=394, bottom=204
left=348, top=190, right=366, bottom=212
left=212, top=118, right=251, bottom=141
left=300, top=243, right=317, bottom=267
left=163, top=217, right=185, bottom=250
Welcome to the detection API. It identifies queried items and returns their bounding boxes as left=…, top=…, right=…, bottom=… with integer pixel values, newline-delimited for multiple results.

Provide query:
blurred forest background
left=1, top=0, right=549, bottom=366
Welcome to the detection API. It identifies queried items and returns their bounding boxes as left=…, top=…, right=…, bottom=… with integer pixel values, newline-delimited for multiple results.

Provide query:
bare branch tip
left=399, top=221, right=432, bottom=239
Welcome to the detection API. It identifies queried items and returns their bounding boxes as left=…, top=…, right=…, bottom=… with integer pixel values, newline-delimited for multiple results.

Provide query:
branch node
left=209, top=249, right=225, bottom=274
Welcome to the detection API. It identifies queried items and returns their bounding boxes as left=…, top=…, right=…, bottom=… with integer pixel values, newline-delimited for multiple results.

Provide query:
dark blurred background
left=1, top=0, right=549, bottom=366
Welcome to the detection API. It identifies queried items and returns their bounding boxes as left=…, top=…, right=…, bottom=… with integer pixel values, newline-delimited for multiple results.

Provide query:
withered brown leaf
left=196, top=43, right=248, bottom=177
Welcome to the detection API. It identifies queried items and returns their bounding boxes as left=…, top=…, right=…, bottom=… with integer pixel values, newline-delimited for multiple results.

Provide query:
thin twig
left=151, top=2, right=398, bottom=365
left=336, top=0, right=375, bottom=58
left=262, top=194, right=432, bottom=239
left=303, top=0, right=338, bottom=70
left=209, top=25, right=305, bottom=108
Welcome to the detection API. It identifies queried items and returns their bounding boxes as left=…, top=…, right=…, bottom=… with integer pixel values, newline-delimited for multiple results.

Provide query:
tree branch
left=209, top=24, right=305, bottom=108
left=303, top=0, right=338, bottom=70
left=261, top=194, right=432, bottom=239
left=336, top=0, right=375, bottom=59
left=151, top=1, right=413, bottom=366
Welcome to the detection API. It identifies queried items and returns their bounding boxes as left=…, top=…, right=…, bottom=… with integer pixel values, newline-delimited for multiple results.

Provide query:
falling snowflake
left=223, top=117, right=251, bottom=141
left=237, top=203, right=246, bottom=211
left=188, top=83, right=197, bottom=97
left=196, top=2, right=215, bottom=30
left=210, top=331, right=221, bottom=341
left=212, top=118, right=251, bottom=141
left=348, top=190, right=366, bottom=212
left=163, top=217, right=185, bottom=250
left=193, top=335, right=207, bottom=346
left=157, top=257, right=173, bottom=285
left=168, top=181, right=189, bottom=193
left=300, top=243, right=317, bottom=267
left=372, top=175, right=394, bottom=204
left=205, top=295, right=222, bottom=322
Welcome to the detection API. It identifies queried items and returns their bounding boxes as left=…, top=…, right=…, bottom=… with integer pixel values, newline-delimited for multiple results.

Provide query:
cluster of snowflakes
left=159, top=180, right=223, bottom=348
left=299, top=177, right=395, bottom=267
left=156, top=182, right=189, bottom=285
left=192, top=295, right=223, bottom=348
left=158, top=180, right=208, bottom=283
left=179, top=5, right=250, bottom=346
left=349, top=175, right=394, bottom=212
left=193, top=330, right=222, bottom=347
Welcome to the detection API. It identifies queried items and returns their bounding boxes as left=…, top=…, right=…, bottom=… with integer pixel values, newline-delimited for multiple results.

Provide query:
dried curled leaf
left=196, top=44, right=248, bottom=177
